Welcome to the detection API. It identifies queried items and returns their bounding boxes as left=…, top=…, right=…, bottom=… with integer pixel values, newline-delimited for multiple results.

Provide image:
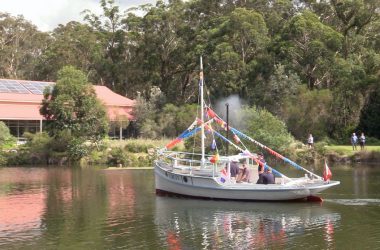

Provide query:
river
left=1, top=164, right=380, bottom=249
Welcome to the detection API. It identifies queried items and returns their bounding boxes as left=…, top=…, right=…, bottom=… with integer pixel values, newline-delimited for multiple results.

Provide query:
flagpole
left=200, top=56, right=205, bottom=168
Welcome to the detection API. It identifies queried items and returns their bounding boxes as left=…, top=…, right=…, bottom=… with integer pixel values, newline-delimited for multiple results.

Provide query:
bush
left=237, top=106, right=295, bottom=153
left=107, top=148, right=131, bottom=166
left=0, top=121, right=16, bottom=149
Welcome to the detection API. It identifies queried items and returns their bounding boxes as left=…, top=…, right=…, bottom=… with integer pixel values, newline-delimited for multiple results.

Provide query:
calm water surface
left=1, top=164, right=380, bottom=249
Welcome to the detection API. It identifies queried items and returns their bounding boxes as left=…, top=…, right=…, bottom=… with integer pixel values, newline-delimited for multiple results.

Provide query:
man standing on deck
left=229, top=160, right=240, bottom=183
left=256, top=153, right=266, bottom=184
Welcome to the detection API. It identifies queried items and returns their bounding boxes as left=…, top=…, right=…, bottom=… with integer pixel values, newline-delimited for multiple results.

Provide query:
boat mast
left=200, top=56, right=205, bottom=167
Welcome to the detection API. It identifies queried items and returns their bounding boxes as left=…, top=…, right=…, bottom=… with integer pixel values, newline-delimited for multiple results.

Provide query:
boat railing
left=158, top=150, right=230, bottom=178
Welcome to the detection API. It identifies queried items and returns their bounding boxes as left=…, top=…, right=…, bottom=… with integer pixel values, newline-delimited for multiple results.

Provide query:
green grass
left=108, top=138, right=171, bottom=148
left=325, top=145, right=380, bottom=156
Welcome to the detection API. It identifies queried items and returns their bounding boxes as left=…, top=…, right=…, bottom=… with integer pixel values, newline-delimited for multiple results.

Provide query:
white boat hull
left=155, top=161, right=340, bottom=201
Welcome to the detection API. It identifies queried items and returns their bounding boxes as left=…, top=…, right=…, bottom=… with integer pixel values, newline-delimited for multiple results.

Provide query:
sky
left=0, top=0, right=156, bottom=32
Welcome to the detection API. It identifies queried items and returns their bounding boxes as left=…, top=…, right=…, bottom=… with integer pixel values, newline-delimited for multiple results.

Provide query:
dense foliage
left=40, top=66, right=109, bottom=160
left=1, top=0, right=379, bottom=143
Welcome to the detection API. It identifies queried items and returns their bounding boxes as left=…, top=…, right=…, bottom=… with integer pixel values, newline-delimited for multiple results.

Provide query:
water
left=1, top=165, right=380, bottom=249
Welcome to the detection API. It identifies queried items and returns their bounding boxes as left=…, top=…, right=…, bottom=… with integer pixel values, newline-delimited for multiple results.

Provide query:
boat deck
left=163, top=162, right=284, bottom=185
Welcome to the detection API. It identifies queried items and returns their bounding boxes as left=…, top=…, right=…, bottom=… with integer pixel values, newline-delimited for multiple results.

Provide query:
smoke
left=213, top=95, right=247, bottom=128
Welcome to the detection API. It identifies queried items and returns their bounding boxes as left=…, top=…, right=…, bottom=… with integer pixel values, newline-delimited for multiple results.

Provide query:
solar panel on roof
left=0, top=79, right=30, bottom=94
left=21, top=81, right=52, bottom=94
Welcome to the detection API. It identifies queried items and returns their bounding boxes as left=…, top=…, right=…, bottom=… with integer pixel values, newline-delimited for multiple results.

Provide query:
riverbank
left=325, top=145, right=380, bottom=163
left=1, top=137, right=380, bottom=167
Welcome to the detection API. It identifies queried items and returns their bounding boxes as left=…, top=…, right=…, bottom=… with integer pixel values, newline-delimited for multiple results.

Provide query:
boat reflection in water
left=155, top=196, right=340, bottom=249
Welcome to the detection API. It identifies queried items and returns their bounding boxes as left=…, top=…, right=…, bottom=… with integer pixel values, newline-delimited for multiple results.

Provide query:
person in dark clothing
left=262, top=168, right=275, bottom=184
left=256, top=153, right=266, bottom=184
left=359, top=133, right=366, bottom=150
left=230, top=161, right=240, bottom=183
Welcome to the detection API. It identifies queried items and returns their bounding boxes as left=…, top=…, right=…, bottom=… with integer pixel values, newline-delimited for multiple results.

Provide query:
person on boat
left=262, top=168, right=275, bottom=184
left=229, top=160, right=240, bottom=183
left=256, top=153, right=266, bottom=184
left=237, top=163, right=252, bottom=183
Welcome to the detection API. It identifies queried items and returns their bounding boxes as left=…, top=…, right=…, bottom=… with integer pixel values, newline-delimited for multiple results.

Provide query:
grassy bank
left=326, top=145, right=380, bottom=156
left=2, top=136, right=379, bottom=167
left=83, top=138, right=185, bottom=168
left=325, top=145, right=380, bottom=162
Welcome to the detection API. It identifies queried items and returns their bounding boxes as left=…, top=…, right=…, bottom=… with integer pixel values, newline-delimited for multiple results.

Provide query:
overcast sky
left=0, top=0, right=156, bottom=32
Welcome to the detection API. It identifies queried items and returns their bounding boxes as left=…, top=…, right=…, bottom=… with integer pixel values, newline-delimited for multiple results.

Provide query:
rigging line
left=208, top=109, right=321, bottom=179
left=230, top=127, right=322, bottom=179
left=200, top=120, right=289, bottom=179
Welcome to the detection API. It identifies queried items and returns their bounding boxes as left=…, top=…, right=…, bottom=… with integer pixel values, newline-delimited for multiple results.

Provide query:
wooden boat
left=154, top=58, right=339, bottom=201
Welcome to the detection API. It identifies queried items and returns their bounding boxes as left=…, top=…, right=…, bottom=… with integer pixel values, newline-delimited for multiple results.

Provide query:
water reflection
left=353, top=166, right=368, bottom=196
left=155, top=197, right=341, bottom=249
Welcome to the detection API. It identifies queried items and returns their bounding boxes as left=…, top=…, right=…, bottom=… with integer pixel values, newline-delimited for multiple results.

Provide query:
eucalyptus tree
left=36, top=21, right=103, bottom=82
left=135, top=0, right=201, bottom=104
left=207, top=8, right=270, bottom=98
left=82, top=0, right=129, bottom=94
left=280, top=10, right=343, bottom=90
left=0, top=12, right=49, bottom=79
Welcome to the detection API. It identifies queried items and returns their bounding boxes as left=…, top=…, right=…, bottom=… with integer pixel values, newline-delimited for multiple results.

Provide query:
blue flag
left=211, top=139, right=216, bottom=150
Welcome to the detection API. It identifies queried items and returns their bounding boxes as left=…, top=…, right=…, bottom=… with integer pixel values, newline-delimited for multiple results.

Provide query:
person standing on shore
left=351, top=133, right=358, bottom=150
left=359, top=132, right=366, bottom=150
left=307, top=134, right=314, bottom=149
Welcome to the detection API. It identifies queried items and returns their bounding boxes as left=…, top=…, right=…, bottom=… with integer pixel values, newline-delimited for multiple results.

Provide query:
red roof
left=94, top=86, right=135, bottom=107
left=0, top=80, right=135, bottom=121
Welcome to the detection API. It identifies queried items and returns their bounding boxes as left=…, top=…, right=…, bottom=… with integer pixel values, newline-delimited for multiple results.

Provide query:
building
left=0, top=79, right=135, bottom=140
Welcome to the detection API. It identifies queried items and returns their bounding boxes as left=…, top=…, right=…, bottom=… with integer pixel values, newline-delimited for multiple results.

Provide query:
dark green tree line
left=0, top=0, right=379, bottom=142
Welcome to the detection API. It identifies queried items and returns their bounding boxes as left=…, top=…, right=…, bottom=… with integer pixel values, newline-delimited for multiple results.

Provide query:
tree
left=0, top=12, right=49, bottom=79
left=237, top=106, right=295, bottom=153
left=258, top=64, right=301, bottom=115
left=83, top=0, right=129, bottom=94
left=280, top=11, right=343, bottom=89
left=40, top=66, right=109, bottom=143
left=36, top=21, right=103, bottom=82
left=282, top=86, right=333, bottom=140
left=0, top=121, right=15, bottom=148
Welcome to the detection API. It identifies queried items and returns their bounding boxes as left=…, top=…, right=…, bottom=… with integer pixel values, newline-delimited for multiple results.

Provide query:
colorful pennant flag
left=211, top=139, right=216, bottom=150
left=323, top=160, right=332, bottom=182
left=210, top=153, right=219, bottom=164
left=233, top=134, right=241, bottom=144
left=206, top=108, right=217, bottom=118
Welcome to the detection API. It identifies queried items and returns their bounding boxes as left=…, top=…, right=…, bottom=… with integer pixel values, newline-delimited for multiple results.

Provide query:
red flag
left=206, top=108, right=217, bottom=118
left=233, top=134, right=240, bottom=144
left=210, top=154, right=219, bottom=164
left=323, top=160, right=332, bottom=181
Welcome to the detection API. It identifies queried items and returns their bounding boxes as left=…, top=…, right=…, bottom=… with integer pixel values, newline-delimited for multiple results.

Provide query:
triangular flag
left=210, top=153, right=219, bottom=164
left=233, top=134, right=240, bottom=144
left=206, top=107, right=217, bottom=118
left=211, top=139, right=216, bottom=150
left=323, top=160, right=332, bottom=182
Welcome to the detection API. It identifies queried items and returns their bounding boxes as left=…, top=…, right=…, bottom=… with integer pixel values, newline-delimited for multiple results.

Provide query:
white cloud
left=0, top=0, right=156, bottom=32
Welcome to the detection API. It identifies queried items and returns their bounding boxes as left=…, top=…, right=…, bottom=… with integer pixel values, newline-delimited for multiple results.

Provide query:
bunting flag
left=206, top=107, right=217, bottom=118
left=233, top=134, right=241, bottom=144
left=211, top=139, right=216, bottom=150
left=210, top=153, right=219, bottom=164
left=165, top=120, right=200, bottom=149
left=323, top=160, right=332, bottom=182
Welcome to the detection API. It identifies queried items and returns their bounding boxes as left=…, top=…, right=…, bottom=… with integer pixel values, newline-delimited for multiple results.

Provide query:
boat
left=154, top=57, right=340, bottom=201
